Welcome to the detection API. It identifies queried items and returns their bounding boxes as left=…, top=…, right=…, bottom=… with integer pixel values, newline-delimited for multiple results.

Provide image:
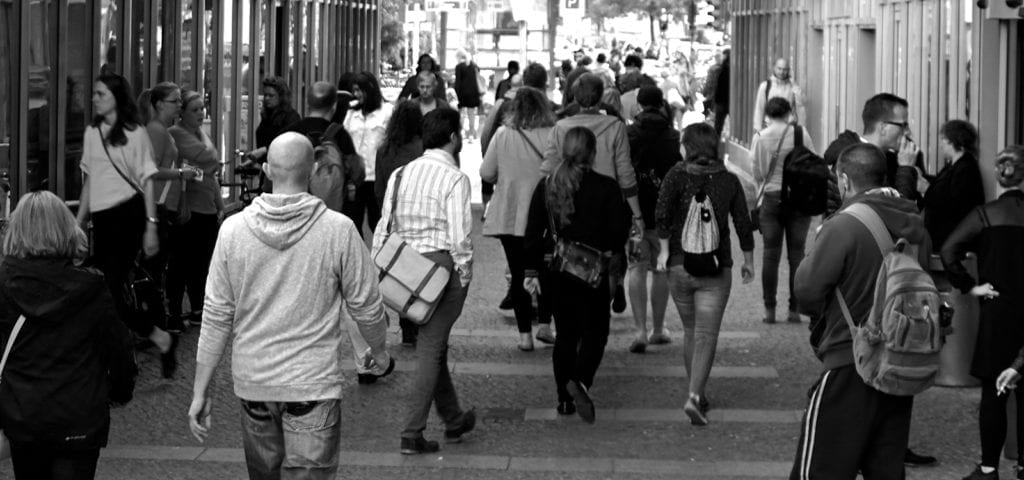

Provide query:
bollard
left=931, top=254, right=982, bottom=388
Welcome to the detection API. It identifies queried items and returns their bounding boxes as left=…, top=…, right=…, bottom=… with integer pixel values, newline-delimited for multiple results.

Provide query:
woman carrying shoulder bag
left=76, top=73, right=176, bottom=377
left=523, top=126, right=631, bottom=424
left=0, top=192, right=137, bottom=480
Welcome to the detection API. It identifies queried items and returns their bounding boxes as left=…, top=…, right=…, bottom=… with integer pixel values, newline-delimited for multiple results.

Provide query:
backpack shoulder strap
left=793, top=125, right=804, bottom=149
left=764, top=79, right=772, bottom=105
left=842, top=203, right=895, bottom=257
left=834, top=289, right=858, bottom=330
left=0, top=315, right=27, bottom=383
left=321, top=122, right=343, bottom=145
left=385, top=167, right=405, bottom=234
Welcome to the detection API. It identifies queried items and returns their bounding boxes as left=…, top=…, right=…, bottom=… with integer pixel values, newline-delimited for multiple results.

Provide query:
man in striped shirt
left=372, top=108, right=476, bottom=455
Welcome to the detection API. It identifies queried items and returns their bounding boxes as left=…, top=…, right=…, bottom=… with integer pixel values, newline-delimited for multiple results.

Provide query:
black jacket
left=822, top=130, right=917, bottom=215
left=256, top=107, right=302, bottom=149
left=921, top=153, right=986, bottom=249
left=628, top=108, right=683, bottom=226
left=0, top=257, right=136, bottom=450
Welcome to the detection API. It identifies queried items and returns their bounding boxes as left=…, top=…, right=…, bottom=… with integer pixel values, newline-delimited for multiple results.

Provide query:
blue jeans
left=401, top=252, right=470, bottom=439
left=759, top=191, right=811, bottom=312
left=668, top=265, right=732, bottom=397
left=239, top=398, right=341, bottom=480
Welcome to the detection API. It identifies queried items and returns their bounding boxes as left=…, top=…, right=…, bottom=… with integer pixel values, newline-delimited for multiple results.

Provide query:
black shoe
left=962, top=464, right=999, bottom=480
left=499, top=290, right=514, bottom=310
left=160, top=335, right=179, bottom=379
left=612, top=285, right=627, bottom=314
left=357, top=357, right=396, bottom=385
left=400, top=436, right=440, bottom=455
left=566, top=380, right=595, bottom=424
left=557, top=400, right=576, bottom=415
left=444, top=408, right=476, bottom=444
left=905, top=448, right=937, bottom=467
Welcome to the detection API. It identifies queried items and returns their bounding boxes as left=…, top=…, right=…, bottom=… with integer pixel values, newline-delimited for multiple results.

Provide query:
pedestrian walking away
left=524, top=126, right=631, bottom=424
left=372, top=108, right=477, bottom=455
left=454, top=50, right=483, bottom=140
left=655, top=122, right=755, bottom=426
left=790, top=143, right=932, bottom=479
left=188, top=132, right=393, bottom=480
left=0, top=192, right=138, bottom=480
left=941, top=145, right=1024, bottom=480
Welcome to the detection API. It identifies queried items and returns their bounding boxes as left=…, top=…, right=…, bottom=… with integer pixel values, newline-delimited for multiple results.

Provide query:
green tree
left=380, top=0, right=405, bottom=69
left=587, top=0, right=689, bottom=45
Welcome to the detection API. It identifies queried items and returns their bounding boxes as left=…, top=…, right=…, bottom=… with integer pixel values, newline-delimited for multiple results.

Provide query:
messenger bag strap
left=0, top=315, right=27, bottom=384
left=98, top=129, right=145, bottom=197
left=385, top=167, right=405, bottom=234
left=516, top=128, right=544, bottom=161
left=755, top=124, right=790, bottom=208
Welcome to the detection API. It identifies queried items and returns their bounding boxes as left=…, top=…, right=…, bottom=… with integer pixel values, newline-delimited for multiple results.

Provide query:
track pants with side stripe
left=790, top=365, right=912, bottom=480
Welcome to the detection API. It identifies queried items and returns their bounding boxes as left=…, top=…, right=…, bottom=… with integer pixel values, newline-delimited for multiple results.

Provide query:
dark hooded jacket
left=628, top=108, right=683, bottom=226
left=795, top=191, right=932, bottom=370
left=822, top=130, right=920, bottom=216
left=0, top=257, right=136, bottom=450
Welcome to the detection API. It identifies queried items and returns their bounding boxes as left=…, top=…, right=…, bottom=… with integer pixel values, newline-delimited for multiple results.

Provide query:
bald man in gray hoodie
left=188, top=132, right=392, bottom=479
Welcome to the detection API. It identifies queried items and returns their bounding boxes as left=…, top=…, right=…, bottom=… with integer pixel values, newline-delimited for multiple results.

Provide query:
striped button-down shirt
left=372, top=149, right=473, bottom=285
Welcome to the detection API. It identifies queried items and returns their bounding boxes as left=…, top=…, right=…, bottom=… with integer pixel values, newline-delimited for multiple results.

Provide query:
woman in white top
left=76, top=73, right=177, bottom=377
left=344, top=72, right=394, bottom=237
left=748, top=97, right=815, bottom=325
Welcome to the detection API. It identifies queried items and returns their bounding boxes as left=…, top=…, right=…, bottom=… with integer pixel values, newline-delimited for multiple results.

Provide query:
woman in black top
left=398, top=54, right=447, bottom=101
left=454, top=50, right=483, bottom=139
left=0, top=191, right=137, bottom=480
left=523, top=127, right=630, bottom=424
left=922, top=120, right=986, bottom=249
left=941, top=145, right=1024, bottom=479
left=249, top=77, right=300, bottom=191
left=655, top=122, right=755, bottom=427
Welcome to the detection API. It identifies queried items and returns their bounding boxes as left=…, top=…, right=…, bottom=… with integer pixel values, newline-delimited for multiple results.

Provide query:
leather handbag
left=123, top=259, right=166, bottom=333
left=373, top=168, right=450, bottom=324
left=0, top=315, right=27, bottom=461
left=545, top=194, right=609, bottom=289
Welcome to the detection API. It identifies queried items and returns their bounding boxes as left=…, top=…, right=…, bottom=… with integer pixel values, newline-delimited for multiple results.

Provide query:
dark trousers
left=790, top=365, right=912, bottom=480
left=979, top=378, right=1024, bottom=467
left=759, top=192, right=811, bottom=311
left=140, top=206, right=177, bottom=329
left=10, top=443, right=100, bottom=480
left=401, top=252, right=469, bottom=438
left=550, top=273, right=611, bottom=403
left=342, top=181, right=381, bottom=239
left=166, top=212, right=219, bottom=318
left=713, top=103, right=729, bottom=137
left=91, top=195, right=151, bottom=337
left=499, top=235, right=551, bottom=333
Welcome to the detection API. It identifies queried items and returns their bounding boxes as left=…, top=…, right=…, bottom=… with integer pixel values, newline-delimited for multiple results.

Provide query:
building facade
left=1, top=0, right=381, bottom=210
left=732, top=0, right=1023, bottom=199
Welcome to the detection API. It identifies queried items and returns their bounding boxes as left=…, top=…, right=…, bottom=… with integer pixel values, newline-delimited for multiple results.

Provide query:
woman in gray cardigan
left=480, top=87, right=557, bottom=351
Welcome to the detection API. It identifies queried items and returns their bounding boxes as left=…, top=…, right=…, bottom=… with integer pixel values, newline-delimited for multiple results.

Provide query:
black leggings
left=91, top=195, right=151, bottom=337
left=499, top=235, right=551, bottom=333
left=342, top=180, right=381, bottom=239
left=980, top=378, right=1024, bottom=467
left=550, top=273, right=610, bottom=402
left=10, top=442, right=100, bottom=480
left=166, top=213, right=219, bottom=318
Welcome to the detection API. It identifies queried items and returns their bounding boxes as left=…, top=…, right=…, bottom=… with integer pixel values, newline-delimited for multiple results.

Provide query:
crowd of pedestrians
left=0, top=45, right=1023, bottom=480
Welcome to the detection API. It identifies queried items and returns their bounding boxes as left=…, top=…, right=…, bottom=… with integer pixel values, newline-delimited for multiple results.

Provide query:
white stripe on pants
left=799, top=370, right=831, bottom=480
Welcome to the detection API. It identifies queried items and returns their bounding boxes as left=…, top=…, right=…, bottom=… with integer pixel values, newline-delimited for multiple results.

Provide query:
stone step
left=340, top=361, right=778, bottom=378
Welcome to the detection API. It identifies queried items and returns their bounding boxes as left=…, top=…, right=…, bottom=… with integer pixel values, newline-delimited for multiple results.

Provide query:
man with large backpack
left=285, top=81, right=362, bottom=213
left=790, top=143, right=937, bottom=479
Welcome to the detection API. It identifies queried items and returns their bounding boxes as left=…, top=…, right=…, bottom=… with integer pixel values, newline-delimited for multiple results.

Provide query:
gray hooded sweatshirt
left=198, top=193, right=388, bottom=401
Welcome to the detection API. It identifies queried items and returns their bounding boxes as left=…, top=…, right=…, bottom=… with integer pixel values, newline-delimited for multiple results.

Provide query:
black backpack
left=781, top=126, right=829, bottom=216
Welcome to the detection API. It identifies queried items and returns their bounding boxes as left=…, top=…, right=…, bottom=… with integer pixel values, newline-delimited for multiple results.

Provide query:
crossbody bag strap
left=755, top=125, right=790, bottom=208
left=98, top=129, right=145, bottom=197
left=385, top=167, right=405, bottom=234
left=0, top=315, right=27, bottom=384
left=543, top=179, right=559, bottom=243
left=515, top=128, right=544, bottom=161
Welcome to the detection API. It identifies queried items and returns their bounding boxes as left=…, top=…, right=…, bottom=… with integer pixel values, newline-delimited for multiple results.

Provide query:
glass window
left=27, top=1, right=54, bottom=192
left=66, top=0, right=92, bottom=200
left=0, top=1, right=14, bottom=208
left=180, top=0, right=195, bottom=91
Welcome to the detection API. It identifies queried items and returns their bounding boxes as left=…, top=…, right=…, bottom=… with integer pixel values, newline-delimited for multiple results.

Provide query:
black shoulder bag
left=544, top=181, right=610, bottom=289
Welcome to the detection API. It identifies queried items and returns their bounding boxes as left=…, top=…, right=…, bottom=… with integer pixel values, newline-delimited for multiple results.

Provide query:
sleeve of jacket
left=940, top=207, right=984, bottom=293
left=398, top=76, right=417, bottom=100
left=523, top=180, right=549, bottom=277
left=607, top=181, right=632, bottom=250
left=541, top=126, right=561, bottom=176
left=480, top=99, right=504, bottom=155
left=198, top=225, right=236, bottom=367
left=1012, top=346, right=1024, bottom=372
left=99, top=284, right=138, bottom=405
left=752, top=82, right=766, bottom=133
left=613, top=123, right=639, bottom=198
left=825, top=169, right=842, bottom=216
left=730, top=174, right=755, bottom=252
left=480, top=127, right=502, bottom=184
left=750, top=133, right=765, bottom=186
left=794, top=216, right=852, bottom=316
left=894, top=165, right=922, bottom=205
left=446, top=174, right=474, bottom=284
left=340, top=220, right=389, bottom=356
left=656, top=167, right=683, bottom=239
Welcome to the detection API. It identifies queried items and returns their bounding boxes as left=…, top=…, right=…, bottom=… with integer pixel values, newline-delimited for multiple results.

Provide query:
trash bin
left=930, top=254, right=981, bottom=388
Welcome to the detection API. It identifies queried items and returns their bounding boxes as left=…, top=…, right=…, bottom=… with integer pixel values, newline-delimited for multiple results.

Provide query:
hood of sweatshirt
left=0, top=257, right=107, bottom=326
left=243, top=193, right=327, bottom=250
left=844, top=190, right=929, bottom=246
left=632, top=108, right=671, bottom=134
left=684, top=160, right=727, bottom=176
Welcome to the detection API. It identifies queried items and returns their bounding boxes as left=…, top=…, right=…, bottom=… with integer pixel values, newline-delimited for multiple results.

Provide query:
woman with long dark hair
left=655, top=123, right=755, bottom=426
left=398, top=53, right=447, bottom=101
left=482, top=87, right=558, bottom=351
left=344, top=71, right=394, bottom=236
left=168, top=90, right=224, bottom=331
left=375, top=99, right=424, bottom=346
left=76, top=73, right=177, bottom=377
left=943, top=146, right=1024, bottom=480
left=523, top=127, right=631, bottom=423
left=0, top=191, right=137, bottom=480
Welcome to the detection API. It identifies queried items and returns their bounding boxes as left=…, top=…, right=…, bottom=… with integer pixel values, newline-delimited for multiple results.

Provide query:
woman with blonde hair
left=0, top=191, right=137, bottom=479
left=523, top=126, right=631, bottom=423
left=168, top=90, right=224, bottom=331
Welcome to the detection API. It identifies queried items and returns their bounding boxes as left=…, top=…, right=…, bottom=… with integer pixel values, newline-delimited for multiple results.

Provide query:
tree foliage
left=586, top=0, right=689, bottom=23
